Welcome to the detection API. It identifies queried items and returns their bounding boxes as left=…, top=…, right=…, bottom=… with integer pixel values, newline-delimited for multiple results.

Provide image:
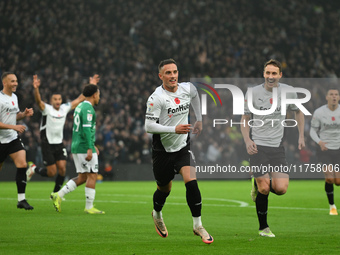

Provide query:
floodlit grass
left=0, top=180, right=338, bottom=255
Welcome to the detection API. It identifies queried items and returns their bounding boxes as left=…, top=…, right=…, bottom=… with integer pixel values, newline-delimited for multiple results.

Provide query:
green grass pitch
left=0, top=180, right=338, bottom=255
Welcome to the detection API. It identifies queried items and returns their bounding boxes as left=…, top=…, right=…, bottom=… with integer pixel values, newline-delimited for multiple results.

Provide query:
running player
left=50, top=84, right=104, bottom=214
left=240, top=59, right=305, bottom=237
left=145, top=59, right=213, bottom=244
left=310, top=88, right=340, bottom=215
left=0, top=72, right=35, bottom=210
left=26, top=74, right=99, bottom=194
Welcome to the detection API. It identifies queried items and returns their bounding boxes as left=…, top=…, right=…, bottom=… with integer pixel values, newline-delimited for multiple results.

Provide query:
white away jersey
left=40, top=103, right=72, bottom=144
left=145, top=82, right=198, bottom=152
left=244, top=83, right=298, bottom=147
left=0, top=91, right=20, bottom=143
left=311, top=104, right=340, bottom=150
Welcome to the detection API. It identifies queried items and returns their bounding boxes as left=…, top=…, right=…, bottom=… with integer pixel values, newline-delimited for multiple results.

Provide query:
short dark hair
left=327, top=88, right=339, bottom=94
left=264, top=59, right=282, bottom=73
left=1, top=72, right=15, bottom=81
left=50, top=92, right=62, bottom=100
left=158, top=59, right=177, bottom=72
left=83, top=84, right=98, bottom=97
left=50, top=91, right=62, bottom=96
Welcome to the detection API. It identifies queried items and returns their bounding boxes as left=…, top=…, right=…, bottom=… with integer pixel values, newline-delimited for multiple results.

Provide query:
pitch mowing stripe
left=0, top=196, right=328, bottom=211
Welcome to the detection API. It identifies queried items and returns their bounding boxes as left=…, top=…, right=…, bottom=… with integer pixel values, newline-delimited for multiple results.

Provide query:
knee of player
left=16, top=161, right=27, bottom=169
left=58, top=167, right=66, bottom=175
left=256, top=178, right=270, bottom=194
left=258, top=186, right=270, bottom=194
left=275, top=188, right=287, bottom=195
left=334, top=179, right=340, bottom=186
left=274, top=182, right=288, bottom=195
left=325, top=178, right=335, bottom=184
left=157, top=182, right=172, bottom=193
left=158, top=186, right=172, bottom=193
left=75, top=175, right=88, bottom=185
left=47, top=167, right=57, bottom=176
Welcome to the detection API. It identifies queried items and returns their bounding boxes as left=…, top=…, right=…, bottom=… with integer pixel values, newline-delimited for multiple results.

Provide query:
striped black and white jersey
left=40, top=103, right=71, bottom=144
left=244, top=83, right=298, bottom=147
left=310, top=104, right=340, bottom=150
left=0, top=91, right=19, bottom=143
left=145, top=82, right=200, bottom=152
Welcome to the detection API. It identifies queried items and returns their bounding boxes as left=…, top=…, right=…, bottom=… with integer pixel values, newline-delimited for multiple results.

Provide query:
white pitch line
left=0, top=196, right=328, bottom=211
left=102, top=194, right=249, bottom=206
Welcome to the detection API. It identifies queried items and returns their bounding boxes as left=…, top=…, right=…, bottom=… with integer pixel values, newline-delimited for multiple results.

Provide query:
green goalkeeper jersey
left=71, top=101, right=96, bottom=153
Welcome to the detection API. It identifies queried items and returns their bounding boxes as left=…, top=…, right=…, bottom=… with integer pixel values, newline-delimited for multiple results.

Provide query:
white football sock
left=85, top=187, right=95, bottom=210
left=193, top=216, right=202, bottom=229
left=152, top=209, right=162, bottom=219
left=18, top=193, right=25, bottom=202
left=58, top=179, right=77, bottom=198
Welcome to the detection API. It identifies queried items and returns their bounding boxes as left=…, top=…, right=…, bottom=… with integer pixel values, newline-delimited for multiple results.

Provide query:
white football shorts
left=73, top=153, right=99, bottom=173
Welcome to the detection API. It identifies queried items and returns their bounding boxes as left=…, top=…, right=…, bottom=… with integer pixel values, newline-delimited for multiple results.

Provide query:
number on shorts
left=63, top=148, right=67, bottom=157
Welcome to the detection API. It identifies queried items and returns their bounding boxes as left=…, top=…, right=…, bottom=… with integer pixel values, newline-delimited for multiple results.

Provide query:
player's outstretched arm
left=71, top=94, right=85, bottom=110
left=295, top=110, right=305, bottom=150
left=70, top=74, right=99, bottom=110
left=240, top=114, right=258, bottom=155
left=33, top=75, right=45, bottom=111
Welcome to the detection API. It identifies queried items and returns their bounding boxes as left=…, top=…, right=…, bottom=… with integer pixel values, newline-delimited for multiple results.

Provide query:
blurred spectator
left=102, top=162, right=114, bottom=181
left=1, top=0, right=340, bottom=168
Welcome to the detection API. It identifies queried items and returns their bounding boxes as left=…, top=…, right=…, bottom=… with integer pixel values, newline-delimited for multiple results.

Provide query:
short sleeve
left=42, top=104, right=52, bottom=115
left=62, top=102, right=72, bottom=113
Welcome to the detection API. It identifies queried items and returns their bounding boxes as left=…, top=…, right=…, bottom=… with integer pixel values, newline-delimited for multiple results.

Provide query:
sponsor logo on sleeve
left=87, top=114, right=93, bottom=121
left=147, top=102, right=154, bottom=112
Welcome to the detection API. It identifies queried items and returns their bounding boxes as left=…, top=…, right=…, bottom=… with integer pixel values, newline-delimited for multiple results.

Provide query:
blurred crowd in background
left=1, top=0, right=339, bottom=176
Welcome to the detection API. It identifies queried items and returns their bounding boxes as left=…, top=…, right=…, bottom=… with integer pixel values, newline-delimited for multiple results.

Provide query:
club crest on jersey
left=87, top=114, right=93, bottom=121
left=332, top=117, right=335, bottom=121
left=174, top=98, right=180, bottom=104
left=12, top=101, right=14, bottom=106
left=270, top=98, right=273, bottom=104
